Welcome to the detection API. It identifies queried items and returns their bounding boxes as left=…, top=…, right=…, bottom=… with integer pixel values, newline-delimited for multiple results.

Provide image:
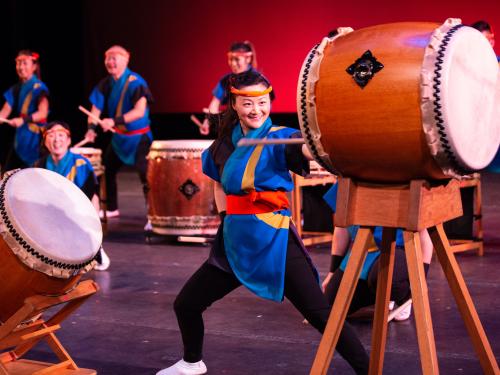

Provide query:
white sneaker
left=99, top=209, right=120, bottom=219
left=393, top=300, right=412, bottom=321
left=144, top=219, right=153, bottom=231
left=156, top=359, right=207, bottom=375
left=94, top=248, right=110, bottom=271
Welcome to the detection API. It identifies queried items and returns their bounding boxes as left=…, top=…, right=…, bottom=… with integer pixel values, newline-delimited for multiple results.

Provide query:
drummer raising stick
left=82, top=45, right=154, bottom=226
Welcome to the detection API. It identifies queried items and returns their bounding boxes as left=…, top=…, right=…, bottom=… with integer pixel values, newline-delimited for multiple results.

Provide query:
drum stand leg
left=309, top=178, right=499, bottom=375
left=0, top=280, right=99, bottom=375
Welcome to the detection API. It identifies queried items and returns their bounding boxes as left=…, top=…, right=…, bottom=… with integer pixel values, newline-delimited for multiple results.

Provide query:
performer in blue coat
left=157, top=70, right=369, bottom=375
left=83, top=45, right=153, bottom=220
left=0, top=50, right=49, bottom=174
left=199, top=41, right=258, bottom=135
left=36, top=121, right=110, bottom=271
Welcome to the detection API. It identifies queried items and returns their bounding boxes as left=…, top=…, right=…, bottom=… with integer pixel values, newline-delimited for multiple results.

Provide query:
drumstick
left=78, top=105, right=116, bottom=133
left=237, top=138, right=305, bottom=147
left=0, top=117, right=12, bottom=125
left=73, top=138, right=90, bottom=148
left=190, top=114, right=204, bottom=128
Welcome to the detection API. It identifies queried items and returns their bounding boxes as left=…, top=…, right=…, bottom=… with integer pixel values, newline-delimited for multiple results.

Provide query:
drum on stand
left=147, top=140, right=220, bottom=236
left=298, top=18, right=500, bottom=183
left=0, top=168, right=102, bottom=322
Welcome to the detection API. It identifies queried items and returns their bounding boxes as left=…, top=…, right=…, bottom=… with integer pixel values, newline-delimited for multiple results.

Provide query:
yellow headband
left=230, top=86, right=273, bottom=97
left=44, top=126, right=70, bottom=139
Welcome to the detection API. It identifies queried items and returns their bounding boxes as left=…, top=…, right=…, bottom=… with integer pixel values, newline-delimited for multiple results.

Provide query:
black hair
left=471, top=20, right=492, bottom=33
left=45, top=120, right=71, bottom=134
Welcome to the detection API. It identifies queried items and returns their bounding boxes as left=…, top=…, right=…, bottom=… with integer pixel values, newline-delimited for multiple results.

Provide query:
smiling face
left=45, top=125, right=71, bottom=161
left=104, top=47, right=129, bottom=78
left=228, top=52, right=252, bottom=74
left=15, top=56, right=37, bottom=81
left=232, top=83, right=271, bottom=133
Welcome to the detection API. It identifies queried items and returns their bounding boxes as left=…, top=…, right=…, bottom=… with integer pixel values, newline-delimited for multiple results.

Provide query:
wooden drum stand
left=310, top=178, right=499, bottom=375
left=0, top=280, right=99, bottom=375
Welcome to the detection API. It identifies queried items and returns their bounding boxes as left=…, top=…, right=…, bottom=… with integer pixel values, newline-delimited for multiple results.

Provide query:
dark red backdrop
left=84, top=0, right=500, bottom=113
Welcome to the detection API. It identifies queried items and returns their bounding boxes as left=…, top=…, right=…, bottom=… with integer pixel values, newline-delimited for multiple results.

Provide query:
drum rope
left=298, top=44, right=336, bottom=174
left=0, top=170, right=96, bottom=271
left=432, top=23, right=472, bottom=175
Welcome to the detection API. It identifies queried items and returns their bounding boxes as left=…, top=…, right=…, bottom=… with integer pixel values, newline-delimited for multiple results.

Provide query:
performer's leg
left=283, top=234, right=369, bottom=375
left=134, top=134, right=151, bottom=203
left=325, top=270, right=374, bottom=315
left=174, top=262, right=241, bottom=362
left=103, top=144, right=123, bottom=211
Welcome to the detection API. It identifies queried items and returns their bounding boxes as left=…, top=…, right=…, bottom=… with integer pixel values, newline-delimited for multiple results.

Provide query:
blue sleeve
left=89, top=86, right=105, bottom=111
left=212, top=81, right=225, bottom=100
left=323, top=183, right=338, bottom=212
left=4, top=87, right=15, bottom=107
left=202, top=149, right=221, bottom=182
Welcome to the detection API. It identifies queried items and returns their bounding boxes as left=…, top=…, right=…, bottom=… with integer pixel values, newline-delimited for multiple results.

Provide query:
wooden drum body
left=0, top=169, right=102, bottom=322
left=147, top=140, right=220, bottom=235
left=298, top=19, right=500, bottom=183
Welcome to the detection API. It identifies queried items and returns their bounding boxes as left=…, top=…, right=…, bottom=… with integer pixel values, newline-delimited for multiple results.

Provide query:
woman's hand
left=322, top=272, right=334, bottom=292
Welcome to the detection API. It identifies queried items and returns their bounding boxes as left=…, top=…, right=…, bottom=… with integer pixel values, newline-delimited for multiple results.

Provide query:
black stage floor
left=26, top=171, right=500, bottom=374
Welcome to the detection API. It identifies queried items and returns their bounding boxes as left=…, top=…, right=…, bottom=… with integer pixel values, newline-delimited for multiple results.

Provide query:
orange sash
left=226, top=190, right=289, bottom=215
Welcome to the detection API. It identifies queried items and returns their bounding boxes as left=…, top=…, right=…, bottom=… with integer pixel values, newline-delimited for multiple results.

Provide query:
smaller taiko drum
left=70, top=147, right=104, bottom=176
left=147, top=140, right=220, bottom=235
left=0, top=168, right=102, bottom=322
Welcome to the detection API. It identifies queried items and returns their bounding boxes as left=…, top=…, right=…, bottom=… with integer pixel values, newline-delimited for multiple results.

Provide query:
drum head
left=438, top=26, right=499, bottom=170
left=1, top=168, right=102, bottom=273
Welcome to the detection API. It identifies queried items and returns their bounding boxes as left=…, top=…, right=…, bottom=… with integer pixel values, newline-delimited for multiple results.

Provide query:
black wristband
left=114, top=115, right=125, bottom=125
left=26, top=114, right=33, bottom=123
left=219, top=211, right=226, bottom=220
left=88, top=123, right=98, bottom=131
left=330, top=255, right=344, bottom=273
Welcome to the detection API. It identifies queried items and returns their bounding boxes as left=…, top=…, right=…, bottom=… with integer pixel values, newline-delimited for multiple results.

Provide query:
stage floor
left=26, top=170, right=500, bottom=374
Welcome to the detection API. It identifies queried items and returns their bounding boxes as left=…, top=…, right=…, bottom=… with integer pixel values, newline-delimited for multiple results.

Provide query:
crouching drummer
left=35, top=120, right=110, bottom=271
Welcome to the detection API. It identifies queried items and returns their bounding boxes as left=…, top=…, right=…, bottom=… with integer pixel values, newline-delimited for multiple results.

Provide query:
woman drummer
left=0, top=50, right=49, bottom=174
left=35, top=121, right=111, bottom=271
left=199, top=41, right=258, bottom=135
left=157, top=70, right=369, bottom=375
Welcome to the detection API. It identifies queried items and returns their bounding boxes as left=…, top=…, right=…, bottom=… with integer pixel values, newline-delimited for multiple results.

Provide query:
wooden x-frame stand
left=310, top=178, right=499, bottom=375
left=0, top=280, right=99, bottom=375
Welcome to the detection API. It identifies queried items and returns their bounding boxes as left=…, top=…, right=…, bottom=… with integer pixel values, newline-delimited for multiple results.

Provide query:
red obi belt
left=226, top=190, right=289, bottom=215
left=114, top=125, right=151, bottom=136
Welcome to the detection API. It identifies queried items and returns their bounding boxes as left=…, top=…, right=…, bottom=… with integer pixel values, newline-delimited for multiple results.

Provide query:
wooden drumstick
left=0, top=117, right=12, bottom=125
left=237, top=138, right=305, bottom=147
left=73, top=138, right=90, bottom=148
left=190, top=114, right=204, bottom=128
left=78, top=105, right=116, bottom=133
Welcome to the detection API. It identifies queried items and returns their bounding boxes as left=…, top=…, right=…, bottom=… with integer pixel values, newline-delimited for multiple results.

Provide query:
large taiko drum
left=147, top=140, right=220, bottom=235
left=0, top=168, right=102, bottom=322
left=298, top=18, right=500, bottom=183
left=70, top=147, right=104, bottom=176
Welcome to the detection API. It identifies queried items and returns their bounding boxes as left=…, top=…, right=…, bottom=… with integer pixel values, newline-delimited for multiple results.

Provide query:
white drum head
left=440, top=26, right=499, bottom=170
left=421, top=21, right=500, bottom=177
left=0, top=168, right=102, bottom=277
left=70, top=147, right=102, bottom=156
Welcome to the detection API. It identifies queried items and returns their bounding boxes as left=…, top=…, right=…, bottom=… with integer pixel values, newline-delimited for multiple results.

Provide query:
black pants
left=103, top=135, right=151, bottom=211
left=2, top=148, right=28, bottom=175
left=324, top=248, right=411, bottom=315
left=173, top=232, right=370, bottom=374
